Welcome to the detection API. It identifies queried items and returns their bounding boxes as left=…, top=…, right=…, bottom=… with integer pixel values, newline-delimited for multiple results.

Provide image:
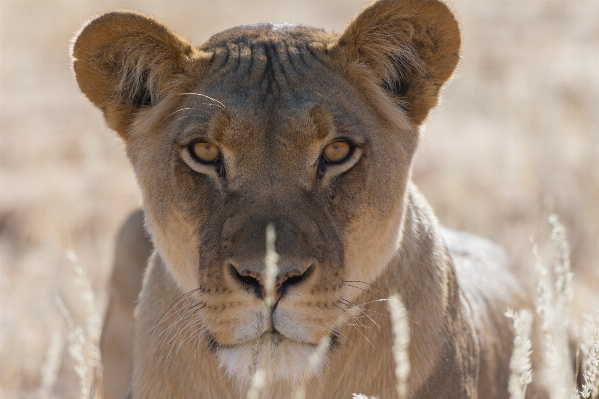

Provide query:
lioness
left=73, top=0, right=552, bottom=397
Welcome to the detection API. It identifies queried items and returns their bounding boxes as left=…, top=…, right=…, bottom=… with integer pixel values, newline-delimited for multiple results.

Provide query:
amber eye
left=190, top=142, right=220, bottom=163
left=323, top=141, right=351, bottom=163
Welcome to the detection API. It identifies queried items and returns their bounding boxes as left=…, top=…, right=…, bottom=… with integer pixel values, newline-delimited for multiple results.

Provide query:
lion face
left=72, top=1, right=459, bottom=386
left=127, top=27, right=414, bottom=382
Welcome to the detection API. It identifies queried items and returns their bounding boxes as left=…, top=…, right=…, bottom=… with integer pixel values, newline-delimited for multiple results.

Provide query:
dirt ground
left=1, top=1, right=598, bottom=398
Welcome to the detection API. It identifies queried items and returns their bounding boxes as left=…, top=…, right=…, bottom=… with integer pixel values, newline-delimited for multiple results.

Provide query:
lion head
left=72, top=0, right=460, bottom=388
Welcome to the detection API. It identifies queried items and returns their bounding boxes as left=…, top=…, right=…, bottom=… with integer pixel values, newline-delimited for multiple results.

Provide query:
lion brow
left=178, top=92, right=226, bottom=109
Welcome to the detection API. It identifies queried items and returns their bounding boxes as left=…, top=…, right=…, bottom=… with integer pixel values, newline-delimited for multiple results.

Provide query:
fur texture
left=73, top=1, right=553, bottom=398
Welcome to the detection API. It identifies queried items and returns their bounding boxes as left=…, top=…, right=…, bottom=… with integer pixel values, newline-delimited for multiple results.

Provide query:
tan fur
left=73, top=1, right=554, bottom=398
left=101, top=210, right=152, bottom=399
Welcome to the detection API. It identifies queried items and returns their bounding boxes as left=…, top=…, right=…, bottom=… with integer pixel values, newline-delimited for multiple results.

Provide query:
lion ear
left=335, top=0, right=460, bottom=126
left=72, top=10, right=196, bottom=137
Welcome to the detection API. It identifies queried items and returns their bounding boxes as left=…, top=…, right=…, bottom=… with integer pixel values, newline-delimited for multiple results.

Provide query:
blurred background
left=1, top=1, right=597, bottom=397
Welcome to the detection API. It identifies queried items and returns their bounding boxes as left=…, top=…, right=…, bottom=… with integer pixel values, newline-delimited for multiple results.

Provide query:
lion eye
left=323, top=141, right=351, bottom=163
left=190, top=142, right=220, bottom=163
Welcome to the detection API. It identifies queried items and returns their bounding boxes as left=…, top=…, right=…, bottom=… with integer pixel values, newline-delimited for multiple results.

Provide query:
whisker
left=357, top=297, right=421, bottom=325
left=333, top=303, right=370, bottom=329
left=162, top=107, right=214, bottom=123
left=149, top=288, right=200, bottom=334
left=324, top=306, right=368, bottom=349
left=350, top=326, right=374, bottom=348
left=333, top=303, right=348, bottom=313
left=178, top=324, right=209, bottom=354
left=173, top=319, right=208, bottom=357
left=353, top=298, right=392, bottom=307
left=178, top=92, right=226, bottom=108
left=337, top=298, right=353, bottom=307
left=156, top=299, right=203, bottom=340
left=187, top=327, right=210, bottom=357
left=163, top=306, right=206, bottom=361
left=171, top=312, right=205, bottom=343
left=331, top=328, right=356, bottom=348
left=338, top=296, right=381, bottom=329
left=346, top=314, right=382, bottom=319
left=158, top=303, right=204, bottom=343
left=341, top=283, right=382, bottom=299
left=317, top=275, right=385, bottom=340
left=342, top=280, right=388, bottom=295
left=336, top=302, right=368, bottom=329
left=323, top=275, right=383, bottom=306
left=332, top=306, right=375, bottom=348
left=154, top=303, right=204, bottom=357
left=194, top=103, right=223, bottom=108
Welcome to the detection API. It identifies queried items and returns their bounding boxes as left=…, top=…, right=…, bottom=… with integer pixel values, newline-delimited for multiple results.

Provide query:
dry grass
left=578, top=322, right=599, bottom=398
left=505, top=308, right=533, bottom=399
left=387, top=294, right=410, bottom=399
left=1, top=1, right=598, bottom=398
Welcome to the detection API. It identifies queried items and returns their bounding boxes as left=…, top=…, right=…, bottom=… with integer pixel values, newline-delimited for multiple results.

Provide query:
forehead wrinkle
left=206, top=41, right=332, bottom=99
left=248, top=44, right=267, bottom=86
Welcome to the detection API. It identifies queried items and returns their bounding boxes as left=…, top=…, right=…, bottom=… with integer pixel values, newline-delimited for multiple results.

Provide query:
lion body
left=73, top=1, right=554, bottom=398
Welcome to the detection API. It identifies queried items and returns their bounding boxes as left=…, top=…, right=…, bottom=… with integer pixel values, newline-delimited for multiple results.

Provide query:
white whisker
left=179, top=92, right=226, bottom=108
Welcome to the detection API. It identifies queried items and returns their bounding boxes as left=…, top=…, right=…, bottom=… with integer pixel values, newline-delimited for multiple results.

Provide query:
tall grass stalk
left=38, top=329, right=64, bottom=399
left=245, top=225, right=278, bottom=398
left=54, top=251, right=104, bottom=399
left=548, top=215, right=574, bottom=358
left=55, top=294, right=89, bottom=399
left=548, top=215, right=574, bottom=315
left=264, top=224, right=279, bottom=311
left=505, top=308, right=533, bottom=399
left=532, top=240, right=564, bottom=395
left=387, top=293, right=410, bottom=399
left=543, top=215, right=575, bottom=397
left=67, top=251, right=102, bottom=358
left=580, top=322, right=598, bottom=398
left=532, top=242, right=551, bottom=333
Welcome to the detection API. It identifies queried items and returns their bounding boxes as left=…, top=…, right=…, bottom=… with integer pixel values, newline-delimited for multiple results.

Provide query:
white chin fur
left=217, top=336, right=328, bottom=387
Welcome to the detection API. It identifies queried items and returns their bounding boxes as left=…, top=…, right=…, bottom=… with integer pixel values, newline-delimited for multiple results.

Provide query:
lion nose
left=228, top=262, right=314, bottom=302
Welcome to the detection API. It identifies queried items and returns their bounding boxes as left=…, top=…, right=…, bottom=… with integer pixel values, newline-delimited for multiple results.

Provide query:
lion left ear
left=334, top=0, right=460, bottom=126
left=72, top=10, right=198, bottom=138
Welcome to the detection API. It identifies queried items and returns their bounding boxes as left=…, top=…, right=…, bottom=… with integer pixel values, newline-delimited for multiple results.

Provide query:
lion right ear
left=72, top=11, right=196, bottom=137
left=333, top=0, right=461, bottom=126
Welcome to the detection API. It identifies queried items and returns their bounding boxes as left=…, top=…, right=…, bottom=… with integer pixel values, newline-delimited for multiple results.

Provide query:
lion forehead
left=195, top=24, right=340, bottom=98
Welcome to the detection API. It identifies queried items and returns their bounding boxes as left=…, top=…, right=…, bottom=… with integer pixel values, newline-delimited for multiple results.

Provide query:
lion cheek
left=144, top=209, right=201, bottom=293
left=342, top=204, right=406, bottom=292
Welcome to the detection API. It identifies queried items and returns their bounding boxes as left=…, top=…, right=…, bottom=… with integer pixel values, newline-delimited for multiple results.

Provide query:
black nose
left=228, top=262, right=314, bottom=302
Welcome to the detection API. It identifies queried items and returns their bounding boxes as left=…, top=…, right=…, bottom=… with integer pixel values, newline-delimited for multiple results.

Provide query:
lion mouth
left=213, top=330, right=332, bottom=385
left=207, top=327, right=315, bottom=351
left=202, top=299, right=341, bottom=384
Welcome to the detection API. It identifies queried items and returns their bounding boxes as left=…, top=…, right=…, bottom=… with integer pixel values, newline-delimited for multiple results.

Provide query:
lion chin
left=215, top=333, right=327, bottom=387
